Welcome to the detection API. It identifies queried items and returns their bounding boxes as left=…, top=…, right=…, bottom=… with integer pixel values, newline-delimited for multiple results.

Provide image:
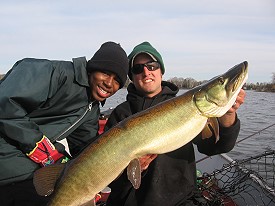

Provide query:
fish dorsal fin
left=33, top=163, right=66, bottom=196
left=201, top=117, right=220, bottom=143
left=127, top=158, right=141, bottom=189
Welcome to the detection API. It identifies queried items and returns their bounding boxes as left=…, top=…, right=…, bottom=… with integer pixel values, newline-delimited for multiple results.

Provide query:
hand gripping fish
left=33, top=61, right=248, bottom=206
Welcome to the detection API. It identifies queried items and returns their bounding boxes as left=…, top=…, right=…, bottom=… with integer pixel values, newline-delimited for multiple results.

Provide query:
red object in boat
left=98, top=108, right=113, bottom=135
left=98, top=119, right=107, bottom=135
left=95, top=187, right=111, bottom=205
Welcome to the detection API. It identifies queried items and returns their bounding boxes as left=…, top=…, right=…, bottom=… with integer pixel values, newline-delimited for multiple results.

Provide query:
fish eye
left=218, top=77, right=225, bottom=85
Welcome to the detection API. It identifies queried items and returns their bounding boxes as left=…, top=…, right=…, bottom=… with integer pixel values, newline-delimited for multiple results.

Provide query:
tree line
left=165, top=72, right=275, bottom=92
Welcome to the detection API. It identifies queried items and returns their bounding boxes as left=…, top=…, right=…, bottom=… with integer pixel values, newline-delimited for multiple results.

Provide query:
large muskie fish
left=34, top=61, right=248, bottom=205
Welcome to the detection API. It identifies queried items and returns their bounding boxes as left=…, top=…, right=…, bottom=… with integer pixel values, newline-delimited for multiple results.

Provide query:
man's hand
left=218, top=89, right=246, bottom=127
left=138, top=154, right=158, bottom=172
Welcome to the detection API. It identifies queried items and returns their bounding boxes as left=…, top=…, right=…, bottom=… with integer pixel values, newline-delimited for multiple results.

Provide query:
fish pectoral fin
left=33, top=163, right=66, bottom=196
left=210, top=117, right=220, bottom=143
left=201, top=123, right=213, bottom=139
left=127, top=158, right=141, bottom=189
left=201, top=118, right=220, bottom=143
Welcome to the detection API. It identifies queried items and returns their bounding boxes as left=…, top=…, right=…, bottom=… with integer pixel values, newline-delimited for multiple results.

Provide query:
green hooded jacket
left=0, top=57, right=101, bottom=186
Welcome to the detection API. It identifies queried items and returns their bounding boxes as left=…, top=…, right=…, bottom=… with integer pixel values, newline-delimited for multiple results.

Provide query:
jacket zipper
left=53, top=102, right=94, bottom=142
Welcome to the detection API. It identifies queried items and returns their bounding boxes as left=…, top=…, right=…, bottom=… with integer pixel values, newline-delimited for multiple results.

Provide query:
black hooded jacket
left=105, top=81, right=240, bottom=206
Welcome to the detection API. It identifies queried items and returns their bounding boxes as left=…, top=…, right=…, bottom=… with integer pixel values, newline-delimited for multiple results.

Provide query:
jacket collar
left=72, top=57, right=89, bottom=87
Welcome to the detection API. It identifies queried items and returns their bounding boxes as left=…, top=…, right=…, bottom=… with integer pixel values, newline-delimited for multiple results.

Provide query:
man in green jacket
left=0, top=41, right=129, bottom=206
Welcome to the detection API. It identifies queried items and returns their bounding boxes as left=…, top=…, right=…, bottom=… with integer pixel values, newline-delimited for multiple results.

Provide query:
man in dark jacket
left=105, top=41, right=246, bottom=206
left=0, top=41, right=129, bottom=206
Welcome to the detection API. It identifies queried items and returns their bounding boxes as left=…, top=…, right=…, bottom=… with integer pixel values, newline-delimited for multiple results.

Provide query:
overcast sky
left=1, top=0, right=274, bottom=83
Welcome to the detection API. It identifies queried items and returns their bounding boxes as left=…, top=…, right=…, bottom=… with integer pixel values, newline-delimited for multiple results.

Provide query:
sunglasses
left=131, top=61, right=160, bottom=75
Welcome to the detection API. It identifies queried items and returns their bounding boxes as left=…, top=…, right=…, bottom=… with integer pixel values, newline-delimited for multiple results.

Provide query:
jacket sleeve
left=0, top=58, right=62, bottom=153
left=194, top=116, right=240, bottom=156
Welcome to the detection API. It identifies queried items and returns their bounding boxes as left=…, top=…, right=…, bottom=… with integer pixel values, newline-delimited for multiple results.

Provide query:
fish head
left=193, top=61, right=248, bottom=117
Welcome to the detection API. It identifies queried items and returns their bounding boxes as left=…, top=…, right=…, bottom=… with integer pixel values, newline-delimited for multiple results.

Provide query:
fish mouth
left=226, top=61, right=248, bottom=93
left=223, top=61, right=248, bottom=108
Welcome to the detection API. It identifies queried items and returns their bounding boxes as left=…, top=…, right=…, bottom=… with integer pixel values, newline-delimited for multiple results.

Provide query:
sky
left=0, top=0, right=274, bottom=83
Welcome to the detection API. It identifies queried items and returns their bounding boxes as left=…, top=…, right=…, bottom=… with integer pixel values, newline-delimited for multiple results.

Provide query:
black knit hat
left=128, top=41, right=165, bottom=80
left=87, top=41, right=129, bottom=88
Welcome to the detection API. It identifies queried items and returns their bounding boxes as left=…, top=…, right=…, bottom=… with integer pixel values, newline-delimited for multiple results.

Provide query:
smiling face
left=131, top=53, right=163, bottom=98
left=88, top=71, right=120, bottom=102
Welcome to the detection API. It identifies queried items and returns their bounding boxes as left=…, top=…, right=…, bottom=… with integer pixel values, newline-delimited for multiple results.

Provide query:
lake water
left=101, top=89, right=275, bottom=161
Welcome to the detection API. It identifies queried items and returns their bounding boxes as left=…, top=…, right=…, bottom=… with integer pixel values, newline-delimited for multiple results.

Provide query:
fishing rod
left=235, top=123, right=275, bottom=144
left=196, top=123, right=275, bottom=164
